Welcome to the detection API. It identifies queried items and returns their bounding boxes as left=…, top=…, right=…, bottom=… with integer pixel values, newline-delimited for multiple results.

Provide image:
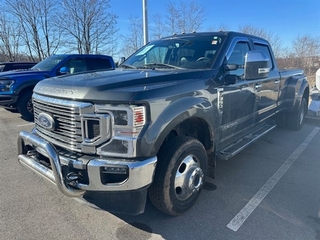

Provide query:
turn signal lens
left=133, top=106, right=145, bottom=127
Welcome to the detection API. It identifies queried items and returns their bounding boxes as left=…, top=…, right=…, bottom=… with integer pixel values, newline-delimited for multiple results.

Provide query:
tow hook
left=66, top=172, right=82, bottom=186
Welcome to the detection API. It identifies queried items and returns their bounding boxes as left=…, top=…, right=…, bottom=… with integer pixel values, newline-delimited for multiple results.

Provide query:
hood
left=34, top=69, right=211, bottom=102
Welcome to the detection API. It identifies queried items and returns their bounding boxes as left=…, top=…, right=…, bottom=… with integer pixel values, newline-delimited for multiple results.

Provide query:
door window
left=227, top=42, right=250, bottom=78
left=253, top=43, right=273, bottom=69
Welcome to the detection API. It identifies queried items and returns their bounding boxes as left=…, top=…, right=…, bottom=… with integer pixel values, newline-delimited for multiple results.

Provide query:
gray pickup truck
left=18, top=31, right=309, bottom=216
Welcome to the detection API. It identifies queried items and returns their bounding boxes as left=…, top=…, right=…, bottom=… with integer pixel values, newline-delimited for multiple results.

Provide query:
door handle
left=274, top=79, right=280, bottom=84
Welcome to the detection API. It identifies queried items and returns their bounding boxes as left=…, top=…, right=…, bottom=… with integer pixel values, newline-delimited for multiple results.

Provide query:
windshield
left=122, top=35, right=224, bottom=70
left=31, top=55, right=66, bottom=71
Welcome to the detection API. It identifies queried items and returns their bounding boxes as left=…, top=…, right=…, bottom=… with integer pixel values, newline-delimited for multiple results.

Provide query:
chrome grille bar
left=33, top=93, right=93, bottom=152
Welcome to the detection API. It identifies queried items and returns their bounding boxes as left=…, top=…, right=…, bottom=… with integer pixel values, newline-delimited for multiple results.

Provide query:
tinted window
left=88, top=58, right=113, bottom=70
left=12, top=64, right=34, bottom=70
left=254, top=43, right=273, bottom=69
left=123, top=35, right=225, bottom=69
left=227, top=42, right=250, bottom=77
left=32, top=55, right=66, bottom=71
left=65, top=58, right=88, bottom=74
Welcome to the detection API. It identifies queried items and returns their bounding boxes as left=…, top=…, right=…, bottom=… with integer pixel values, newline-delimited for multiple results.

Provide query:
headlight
left=94, top=104, right=146, bottom=157
left=0, top=79, right=14, bottom=92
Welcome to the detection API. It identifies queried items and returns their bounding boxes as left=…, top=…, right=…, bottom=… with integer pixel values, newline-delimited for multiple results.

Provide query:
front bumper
left=17, top=130, right=157, bottom=198
left=0, top=93, right=18, bottom=107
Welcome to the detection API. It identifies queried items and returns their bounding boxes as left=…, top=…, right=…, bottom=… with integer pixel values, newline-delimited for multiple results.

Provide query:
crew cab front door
left=219, top=39, right=258, bottom=147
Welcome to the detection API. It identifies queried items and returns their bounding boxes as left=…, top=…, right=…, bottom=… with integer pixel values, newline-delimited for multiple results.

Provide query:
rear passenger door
left=252, top=41, right=281, bottom=122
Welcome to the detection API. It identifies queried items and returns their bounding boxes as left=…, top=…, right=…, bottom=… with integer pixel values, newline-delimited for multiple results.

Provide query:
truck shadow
left=83, top=181, right=217, bottom=240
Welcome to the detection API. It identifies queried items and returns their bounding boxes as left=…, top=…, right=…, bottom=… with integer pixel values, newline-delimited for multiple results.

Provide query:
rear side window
left=88, top=58, right=113, bottom=70
left=253, top=43, right=273, bottom=69
left=12, top=64, right=34, bottom=70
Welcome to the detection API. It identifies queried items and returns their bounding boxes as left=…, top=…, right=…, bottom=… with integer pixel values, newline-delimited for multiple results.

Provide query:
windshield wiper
left=119, top=64, right=136, bottom=69
left=141, top=63, right=183, bottom=69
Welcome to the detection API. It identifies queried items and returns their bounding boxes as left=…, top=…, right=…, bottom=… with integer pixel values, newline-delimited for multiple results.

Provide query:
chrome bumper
left=17, top=131, right=157, bottom=198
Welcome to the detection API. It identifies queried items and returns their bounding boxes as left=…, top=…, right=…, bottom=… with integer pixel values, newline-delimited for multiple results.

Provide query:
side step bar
left=217, top=123, right=276, bottom=160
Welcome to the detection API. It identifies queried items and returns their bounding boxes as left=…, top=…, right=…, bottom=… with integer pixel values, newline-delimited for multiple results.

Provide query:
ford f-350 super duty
left=17, top=32, right=309, bottom=216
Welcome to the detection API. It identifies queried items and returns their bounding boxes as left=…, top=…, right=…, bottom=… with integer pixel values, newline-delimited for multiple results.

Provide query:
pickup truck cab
left=0, top=54, right=115, bottom=120
left=17, top=32, right=309, bottom=216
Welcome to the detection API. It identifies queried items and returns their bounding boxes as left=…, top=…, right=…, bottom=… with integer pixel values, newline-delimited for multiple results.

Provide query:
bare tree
left=0, top=14, right=22, bottom=61
left=5, top=0, right=60, bottom=61
left=59, top=0, right=118, bottom=54
left=121, top=16, right=144, bottom=58
left=150, top=13, right=166, bottom=40
left=148, top=0, right=206, bottom=43
left=291, top=34, right=320, bottom=85
left=165, top=0, right=206, bottom=34
left=238, top=25, right=283, bottom=58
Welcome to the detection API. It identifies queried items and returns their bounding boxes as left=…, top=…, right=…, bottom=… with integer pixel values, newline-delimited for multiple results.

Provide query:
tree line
left=0, top=0, right=319, bottom=85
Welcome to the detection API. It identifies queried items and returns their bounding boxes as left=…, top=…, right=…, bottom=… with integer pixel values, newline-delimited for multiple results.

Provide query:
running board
left=217, top=124, right=276, bottom=161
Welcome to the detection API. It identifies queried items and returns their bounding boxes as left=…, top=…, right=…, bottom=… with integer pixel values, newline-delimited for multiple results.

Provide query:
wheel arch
left=143, top=111, right=218, bottom=158
left=285, top=75, right=309, bottom=112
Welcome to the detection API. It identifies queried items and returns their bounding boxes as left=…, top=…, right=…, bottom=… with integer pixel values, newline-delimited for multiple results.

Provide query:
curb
left=305, top=115, right=320, bottom=125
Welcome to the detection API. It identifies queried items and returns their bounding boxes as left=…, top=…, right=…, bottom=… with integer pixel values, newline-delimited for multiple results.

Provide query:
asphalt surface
left=1, top=107, right=320, bottom=240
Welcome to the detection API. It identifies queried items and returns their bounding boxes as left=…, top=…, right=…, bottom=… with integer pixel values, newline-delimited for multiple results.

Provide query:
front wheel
left=148, top=136, right=207, bottom=216
left=17, top=91, right=34, bottom=121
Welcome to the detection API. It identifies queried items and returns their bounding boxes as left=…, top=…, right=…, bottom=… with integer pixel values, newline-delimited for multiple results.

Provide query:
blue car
left=0, top=54, right=115, bottom=120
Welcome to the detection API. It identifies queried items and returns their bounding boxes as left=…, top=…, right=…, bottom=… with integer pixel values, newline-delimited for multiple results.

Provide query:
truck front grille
left=33, top=93, right=93, bottom=152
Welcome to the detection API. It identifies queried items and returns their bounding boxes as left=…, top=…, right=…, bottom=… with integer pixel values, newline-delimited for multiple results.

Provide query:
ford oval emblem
left=38, top=113, right=55, bottom=131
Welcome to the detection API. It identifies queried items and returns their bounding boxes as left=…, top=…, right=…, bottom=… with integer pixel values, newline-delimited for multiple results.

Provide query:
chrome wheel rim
left=27, top=99, right=33, bottom=114
left=174, top=155, right=204, bottom=201
left=299, top=101, right=305, bottom=125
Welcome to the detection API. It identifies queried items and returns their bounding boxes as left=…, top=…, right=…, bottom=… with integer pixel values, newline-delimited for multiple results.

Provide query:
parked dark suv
left=0, top=62, right=37, bottom=72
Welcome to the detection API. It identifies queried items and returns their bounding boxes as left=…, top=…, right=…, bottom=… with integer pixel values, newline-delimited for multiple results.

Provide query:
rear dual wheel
left=276, top=97, right=307, bottom=130
left=287, top=97, right=307, bottom=130
left=149, top=136, right=207, bottom=216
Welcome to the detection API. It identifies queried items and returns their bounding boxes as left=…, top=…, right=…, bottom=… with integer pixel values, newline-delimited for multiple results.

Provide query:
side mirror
left=117, top=57, right=126, bottom=67
left=58, top=66, right=70, bottom=75
left=244, top=50, right=270, bottom=80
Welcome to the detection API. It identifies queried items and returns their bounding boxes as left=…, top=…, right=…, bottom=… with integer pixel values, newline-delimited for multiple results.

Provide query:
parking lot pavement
left=1, top=108, right=320, bottom=240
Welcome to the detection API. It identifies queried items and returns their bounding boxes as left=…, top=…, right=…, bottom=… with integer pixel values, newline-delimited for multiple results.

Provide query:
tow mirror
left=244, top=50, right=270, bottom=80
left=117, top=57, right=126, bottom=67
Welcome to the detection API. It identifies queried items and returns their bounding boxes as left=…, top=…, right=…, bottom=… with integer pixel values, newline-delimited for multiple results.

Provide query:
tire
left=149, top=136, right=207, bottom=216
left=287, top=97, right=307, bottom=130
left=17, top=91, right=34, bottom=121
